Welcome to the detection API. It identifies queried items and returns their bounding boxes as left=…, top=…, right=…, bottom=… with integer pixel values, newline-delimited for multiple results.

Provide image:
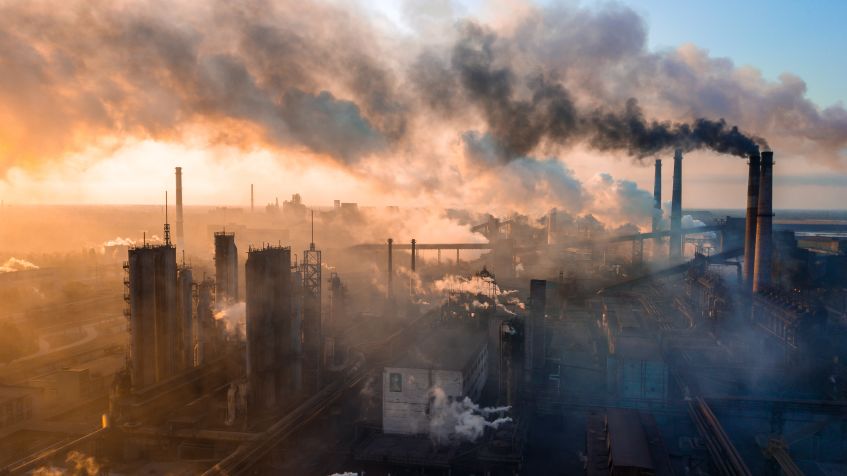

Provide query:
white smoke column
left=214, top=302, right=246, bottom=340
left=432, top=274, right=525, bottom=313
left=428, top=386, right=512, bottom=445
left=102, top=237, right=136, bottom=247
left=0, top=257, right=39, bottom=273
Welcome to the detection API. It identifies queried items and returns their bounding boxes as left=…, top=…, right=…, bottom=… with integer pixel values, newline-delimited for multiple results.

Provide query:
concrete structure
left=175, top=167, right=184, bottom=251
left=652, top=159, right=662, bottom=234
left=586, top=408, right=673, bottom=476
left=743, top=153, right=761, bottom=292
left=177, top=266, right=194, bottom=369
left=525, top=279, right=547, bottom=384
left=669, top=149, right=683, bottom=261
left=245, top=245, right=300, bottom=410
left=214, top=231, right=238, bottom=304
left=54, top=368, right=91, bottom=403
left=0, top=386, right=39, bottom=428
left=601, top=297, right=669, bottom=402
left=125, top=243, right=178, bottom=389
left=753, top=151, right=774, bottom=293
left=750, top=287, right=826, bottom=363
left=382, top=326, right=488, bottom=435
left=195, top=277, right=215, bottom=366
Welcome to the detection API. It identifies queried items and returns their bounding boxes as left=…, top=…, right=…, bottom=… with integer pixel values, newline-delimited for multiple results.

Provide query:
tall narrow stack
left=743, top=153, right=761, bottom=292
left=669, top=149, right=683, bottom=260
left=652, top=159, right=662, bottom=233
left=175, top=167, right=184, bottom=251
left=387, top=238, right=394, bottom=303
left=753, top=151, right=774, bottom=293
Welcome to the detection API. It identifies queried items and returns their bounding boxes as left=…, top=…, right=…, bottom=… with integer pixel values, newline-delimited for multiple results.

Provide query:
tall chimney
left=743, top=153, right=760, bottom=292
left=669, top=149, right=683, bottom=260
left=387, top=238, right=393, bottom=302
left=652, top=159, right=662, bottom=233
left=250, top=184, right=254, bottom=213
left=753, top=151, right=774, bottom=293
left=410, top=239, right=416, bottom=272
left=175, top=167, right=184, bottom=251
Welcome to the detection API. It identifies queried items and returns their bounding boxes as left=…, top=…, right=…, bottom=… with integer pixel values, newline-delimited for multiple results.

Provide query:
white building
left=382, top=326, right=488, bottom=435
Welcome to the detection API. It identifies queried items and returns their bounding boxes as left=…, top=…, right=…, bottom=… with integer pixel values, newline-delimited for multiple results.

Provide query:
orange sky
left=0, top=137, right=843, bottom=211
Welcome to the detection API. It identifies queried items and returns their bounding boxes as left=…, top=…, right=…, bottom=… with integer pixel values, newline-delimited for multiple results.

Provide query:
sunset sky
left=0, top=0, right=844, bottom=213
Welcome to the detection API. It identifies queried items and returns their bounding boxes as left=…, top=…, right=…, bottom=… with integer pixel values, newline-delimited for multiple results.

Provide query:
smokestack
left=652, top=159, right=662, bottom=233
left=250, top=184, right=254, bottom=213
left=410, top=239, right=416, bottom=272
left=387, top=238, right=393, bottom=302
left=753, top=151, right=774, bottom=293
left=175, top=167, right=184, bottom=251
left=743, top=153, right=761, bottom=292
left=669, top=149, right=683, bottom=260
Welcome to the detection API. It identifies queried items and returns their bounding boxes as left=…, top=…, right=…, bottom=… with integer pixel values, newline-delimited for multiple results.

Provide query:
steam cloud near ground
left=0, top=0, right=845, bottom=222
left=0, top=257, right=40, bottom=273
left=428, top=386, right=512, bottom=445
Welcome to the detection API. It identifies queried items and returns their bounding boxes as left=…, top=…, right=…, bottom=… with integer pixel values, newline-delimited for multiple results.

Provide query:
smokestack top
left=761, top=150, right=774, bottom=161
left=674, top=148, right=683, bottom=160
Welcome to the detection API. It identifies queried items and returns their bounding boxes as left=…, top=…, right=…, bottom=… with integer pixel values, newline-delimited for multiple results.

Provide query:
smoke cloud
left=0, top=257, right=40, bottom=273
left=428, top=386, right=512, bottom=445
left=214, top=302, right=246, bottom=340
left=1, top=0, right=844, bottom=217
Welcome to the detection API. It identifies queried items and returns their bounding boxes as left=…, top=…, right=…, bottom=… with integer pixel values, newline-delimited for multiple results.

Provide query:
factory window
left=389, top=373, right=402, bottom=392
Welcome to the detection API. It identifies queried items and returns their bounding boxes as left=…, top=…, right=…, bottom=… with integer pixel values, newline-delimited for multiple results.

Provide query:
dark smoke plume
left=0, top=0, right=843, bottom=178
left=445, top=21, right=765, bottom=161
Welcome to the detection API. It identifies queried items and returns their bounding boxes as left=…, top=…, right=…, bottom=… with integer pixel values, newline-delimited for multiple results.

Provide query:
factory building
left=751, top=287, right=827, bottom=363
left=601, top=298, right=669, bottom=403
left=245, top=245, right=300, bottom=410
left=0, top=385, right=39, bottom=429
left=382, top=326, right=488, bottom=435
left=125, top=243, right=179, bottom=389
left=525, top=279, right=546, bottom=386
left=194, top=277, right=215, bottom=366
left=214, top=231, right=238, bottom=304
left=176, top=266, right=193, bottom=370
left=585, top=408, right=673, bottom=476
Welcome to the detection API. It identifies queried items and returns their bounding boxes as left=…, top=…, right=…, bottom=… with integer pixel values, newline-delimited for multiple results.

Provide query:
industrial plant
left=0, top=146, right=845, bottom=476
left=0, top=1, right=846, bottom=475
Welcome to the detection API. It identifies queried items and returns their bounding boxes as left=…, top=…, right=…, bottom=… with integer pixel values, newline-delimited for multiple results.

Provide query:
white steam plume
left=0, top=257, right=39, bottom=273
left=428, top=386, right=512, bottom=445
left=214, top=302, right=246, bottom=340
